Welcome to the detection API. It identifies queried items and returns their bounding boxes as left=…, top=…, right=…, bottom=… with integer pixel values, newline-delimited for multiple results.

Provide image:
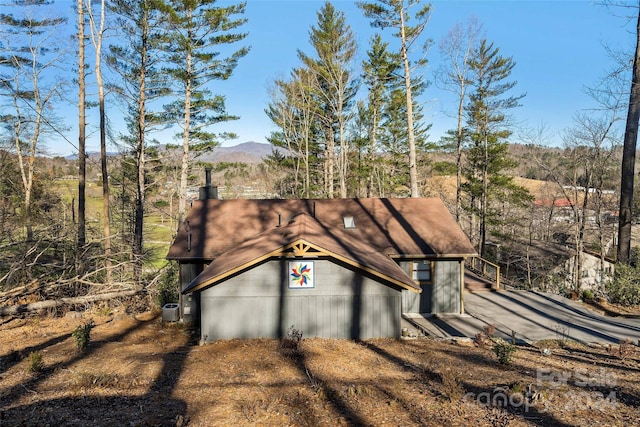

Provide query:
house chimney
left=199, top=167, right=218, bottom=200
left=205, top=166, right=212, bottom=187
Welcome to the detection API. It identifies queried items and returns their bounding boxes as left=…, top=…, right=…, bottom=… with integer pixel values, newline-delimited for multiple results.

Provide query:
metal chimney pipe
left=205, top=166, right=212, bottom=187
left=199, top=167, right=218, bottom=200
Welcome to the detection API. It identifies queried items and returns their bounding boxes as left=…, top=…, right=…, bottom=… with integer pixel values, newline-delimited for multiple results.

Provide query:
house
left=167, top=191, right=477, bottom=341
left=563, top=249, right=615, bottom=291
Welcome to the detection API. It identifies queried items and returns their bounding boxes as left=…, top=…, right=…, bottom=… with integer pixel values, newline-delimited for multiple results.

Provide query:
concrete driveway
left=406, top=290, right=640, bottom=345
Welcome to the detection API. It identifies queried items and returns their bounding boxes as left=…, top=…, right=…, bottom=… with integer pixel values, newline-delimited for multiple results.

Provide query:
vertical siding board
left=330, top=297, right=337, bottom=338
left=336, top=297, right=343, bottom=339
left=321, top=296, right=328, bottom=338
left=339, top=296, right=346, bottom=339
left=436, top=262, right=444, bottom=313
left=365, top=296, right=373, bottom=338
left=374, top=296, right=382, bottom=338
left=376, top=296, right=382, bottom=338
left=306, top=297, right=316, bottom=337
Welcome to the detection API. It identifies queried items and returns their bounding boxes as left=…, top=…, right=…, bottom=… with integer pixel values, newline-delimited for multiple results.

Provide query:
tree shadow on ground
left=0, top=315, right=194, bottom=427
left=443, top=342, right=640, bottom=414
left=0, top=331, right=71, bottom=375
left=278, top=337, right=369, bottom=426
left=361, top=340, right=576, bottom=427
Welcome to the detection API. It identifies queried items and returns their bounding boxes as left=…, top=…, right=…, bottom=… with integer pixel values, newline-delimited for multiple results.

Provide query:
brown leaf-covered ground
left=1, top=309, right=639, bottom=426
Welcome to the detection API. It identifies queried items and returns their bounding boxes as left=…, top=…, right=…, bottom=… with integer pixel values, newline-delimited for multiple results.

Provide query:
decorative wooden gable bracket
left=292, top=242, right=311, bottom=256
left=282, top=240, right=328, bottom=258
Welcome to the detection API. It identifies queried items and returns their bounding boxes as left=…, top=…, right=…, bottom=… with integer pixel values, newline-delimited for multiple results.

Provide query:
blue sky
left=217, top=0, right=633, bottom=151
left=51, top=0, right=635, bottom=156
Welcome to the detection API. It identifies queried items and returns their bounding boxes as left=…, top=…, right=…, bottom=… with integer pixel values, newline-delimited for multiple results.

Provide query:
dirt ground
left=1, top=308, right=639, bottom=427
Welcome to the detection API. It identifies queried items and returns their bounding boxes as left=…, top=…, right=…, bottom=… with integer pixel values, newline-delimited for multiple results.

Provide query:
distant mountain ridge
left=200, top=141, right=276, bottom=164
left=64, top=141, right=276, bottom=163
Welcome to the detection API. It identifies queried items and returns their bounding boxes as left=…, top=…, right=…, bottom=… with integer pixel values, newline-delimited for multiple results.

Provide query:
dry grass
left=1, top=311, right=639, bottom=426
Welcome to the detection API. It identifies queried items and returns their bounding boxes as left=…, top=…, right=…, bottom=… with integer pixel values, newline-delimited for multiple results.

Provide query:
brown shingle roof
left=167, top=197, right=476, bottom=261
left=182, top=211, right=422, bottom=293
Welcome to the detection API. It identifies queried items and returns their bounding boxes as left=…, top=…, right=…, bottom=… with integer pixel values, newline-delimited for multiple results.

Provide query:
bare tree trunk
left=0, top=289, right=142, bottom=316
left=339, top=118, right=348, bottom=198
left=367, top=108, right=378, bottom=198
left=526, top=244, right=532, bottom=288
left=305, top=133, right=310, bottom=198
left=87, top=0, right=112, bottom=283
left=437, top=17, right=480, bottom=223
left=480, top=135, right=489, bottom=257
left=133, top=14, right=149, bottom=285
left=456, top=94, right=464, bottom=223
left=77, top=0, right=87, bottom=273
left=618, top=6, right=640, bottom=264
left=13, top=85, right=39, bottom=243
left=326, top=131, right=335, bottom=198
left=178, top=22, right=193, bottom=227
left=574, top=177, right=592, bottom=294
left=400, top=9, right=419, bottom=198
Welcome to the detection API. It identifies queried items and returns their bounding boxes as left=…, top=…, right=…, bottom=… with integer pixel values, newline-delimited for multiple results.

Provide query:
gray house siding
left=199, top=259, right=402, bottom=340
left=432, top=260, right=461, bottom=313
left=179, top=263, right=205, bottom=324
left=401, top=259, right=462, bottom=314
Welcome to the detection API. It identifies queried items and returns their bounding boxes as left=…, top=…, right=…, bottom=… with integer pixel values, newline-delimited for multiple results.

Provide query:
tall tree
left=298, top=1, right=359, bottom=198
left=0, top=1, right=67, bottom=242
left=108, top=0, right=169, bottom=283
left=266, top=67, right=322, bottom=198
left=463, top=39, right=527, bottom=257
left=77, top=0, right=87, bottom=262
left=617, top=6, right=640, bottom=264
left=86, top=0, right=112, bottom=283
left=358, top=0, right=431, bottom=197
left=437, top=17, right=483, bottom=223
left=348, top=100, right=371, bottom=197
left=361, top=33, right=401, bottom=197
left=163, top=0, right=249, bottom=225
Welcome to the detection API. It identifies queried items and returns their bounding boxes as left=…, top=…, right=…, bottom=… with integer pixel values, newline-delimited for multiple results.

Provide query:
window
left=411, top=260, right=432, bottom=283
left=343, top=216, right=355, bottom=229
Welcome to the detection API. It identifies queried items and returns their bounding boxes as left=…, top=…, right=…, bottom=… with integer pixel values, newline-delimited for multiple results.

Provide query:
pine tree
left=358, top=0, right=431, bottom=197
left=162, top=0, right=249, bottom=225
left=463, top=39, right=528, bottom=257
left=298, top=1, right=359, bottom=198
left=361, top=33, right=400, bottom=196
left=107, top=0, right=170, bottom=283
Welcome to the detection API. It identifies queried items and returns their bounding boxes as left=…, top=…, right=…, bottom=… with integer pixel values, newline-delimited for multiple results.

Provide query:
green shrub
left=27, top=351, right=44, bottom=374
left=432, top=161, right=457, bottom=176
left=492, top=338, right=516, bottom=365
left=582, top=289, right=594, bottom=301
left=72, top=320, right=95, bottom=352
left=606, top=263, right=640, bottom=306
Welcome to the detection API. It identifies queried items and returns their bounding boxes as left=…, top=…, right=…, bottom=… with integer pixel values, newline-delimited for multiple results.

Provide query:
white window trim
left=411, top=260, right=433, bottom=284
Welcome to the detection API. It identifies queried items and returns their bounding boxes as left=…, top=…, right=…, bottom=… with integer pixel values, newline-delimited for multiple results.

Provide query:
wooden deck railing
left=466, top=256, right=501, bottom=290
